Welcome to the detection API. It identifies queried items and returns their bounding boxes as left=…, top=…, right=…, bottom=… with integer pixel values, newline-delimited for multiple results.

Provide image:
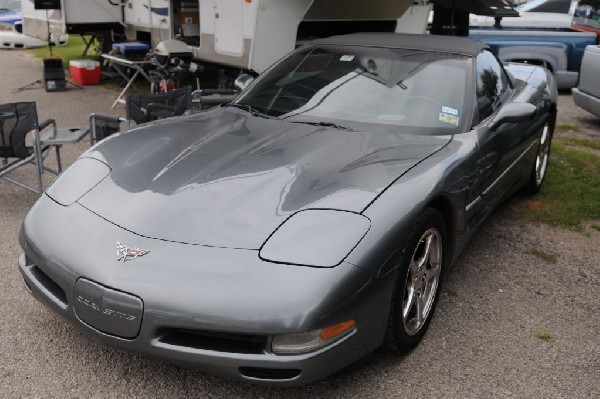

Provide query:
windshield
left=0, top=0, right=19, bottom=12
left=235, top=45, right=471, bottom=134
left=574, top=0, right=600, bottom=23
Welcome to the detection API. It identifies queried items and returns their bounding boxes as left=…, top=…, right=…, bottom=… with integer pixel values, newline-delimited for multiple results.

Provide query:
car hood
left=80, top=107, right=451, bottom=249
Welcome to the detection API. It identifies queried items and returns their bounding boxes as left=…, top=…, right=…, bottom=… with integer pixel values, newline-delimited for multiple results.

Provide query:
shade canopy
left=432, top=0, right=520, bottom=17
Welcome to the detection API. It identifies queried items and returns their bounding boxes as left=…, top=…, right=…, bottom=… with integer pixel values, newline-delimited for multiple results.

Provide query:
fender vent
left=30, top=266, right=67, bottom=305
left=157, top=328, right=267, bottom=354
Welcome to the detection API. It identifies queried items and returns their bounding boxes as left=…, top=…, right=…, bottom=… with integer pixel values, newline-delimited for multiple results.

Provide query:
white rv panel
left=125, top=0, right=171, bottom=40
left=251, top=0, right=312, bottom=73
left=304, top=0, right=411, bottom=20
left=214, top=0, right=244, bottom=56
left=395, top=4, right=431, bottom=34
left=200, top=0, right=216, bottom=34
left=125, top=0, right=151, bottom=28
left=21, top=0, right=64, bottom=40
left=22, top=0, right=123, bottom=40
left=62, top=0, right=122, bottom=24
left=195, top=0, right=257, bottom=69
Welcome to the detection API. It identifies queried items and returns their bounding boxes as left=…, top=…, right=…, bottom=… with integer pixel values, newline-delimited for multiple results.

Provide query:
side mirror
left=491, top=102, right=537, bottom=129
left=234, top=74, right=255, bottom=92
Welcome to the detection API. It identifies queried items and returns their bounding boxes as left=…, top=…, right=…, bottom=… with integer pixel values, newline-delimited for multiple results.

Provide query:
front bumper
left=572, top=87, right=600, bottom=117
left=18, top=196, right=395, bottom=386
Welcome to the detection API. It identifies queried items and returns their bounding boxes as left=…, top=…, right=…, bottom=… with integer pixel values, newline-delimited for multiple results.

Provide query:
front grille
left=239, top=367, right=301, bottom=380
left=30, top=266, right=67, bottom=305
left=157, top=328, right=268, bottom=354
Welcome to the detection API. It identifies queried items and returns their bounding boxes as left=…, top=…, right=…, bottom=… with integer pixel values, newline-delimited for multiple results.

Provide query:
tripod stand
left=11, top=8, right=82, bottom=93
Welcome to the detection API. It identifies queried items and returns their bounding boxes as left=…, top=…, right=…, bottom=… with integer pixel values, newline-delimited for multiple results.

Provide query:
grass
left=555, top=123, right=580, bottom=132
left=562, top=137, right=600, bottom=151
left=506, top=137, right=600, bottom=230
left=26, top=35, right=99, bottom=68
left=534, top=331, right=555, bottom=342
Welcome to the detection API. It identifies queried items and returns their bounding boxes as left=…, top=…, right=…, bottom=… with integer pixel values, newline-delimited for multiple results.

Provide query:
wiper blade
left=228, top=103, right=272, bottom=118
left=290, top=120, right=355, bottom=131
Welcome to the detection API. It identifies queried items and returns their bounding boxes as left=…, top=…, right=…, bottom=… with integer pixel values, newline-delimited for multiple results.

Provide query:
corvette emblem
left=116, top=241, right=149, bottom=262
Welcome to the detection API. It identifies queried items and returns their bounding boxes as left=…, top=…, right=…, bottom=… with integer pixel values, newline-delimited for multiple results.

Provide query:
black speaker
left=430, top=5, right=470, bottom=37
left=34, top=0, right=61, bottom=10
left=43, top=58, right=66, bottom=92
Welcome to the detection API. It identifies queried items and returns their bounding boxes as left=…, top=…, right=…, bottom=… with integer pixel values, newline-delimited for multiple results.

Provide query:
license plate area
left=74, top=278, right=143, bottom=339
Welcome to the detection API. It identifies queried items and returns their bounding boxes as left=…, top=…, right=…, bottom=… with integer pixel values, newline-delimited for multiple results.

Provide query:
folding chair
left=125, top=85, right=192, bottom=126
left=88, top=113, right=126, bottom=145
left=88, top=86, right=192, bottom=144
left=0, top=102, right=64, bottom=193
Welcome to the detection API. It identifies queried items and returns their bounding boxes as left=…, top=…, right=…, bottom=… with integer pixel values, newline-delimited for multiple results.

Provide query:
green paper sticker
left=340, top=55, right=355, bottom=62
left=439, top=112, right=459, bottom=126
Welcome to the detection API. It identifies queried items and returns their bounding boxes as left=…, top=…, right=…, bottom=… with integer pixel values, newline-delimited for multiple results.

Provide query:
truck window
left=475, top=50, right=509, bottom=120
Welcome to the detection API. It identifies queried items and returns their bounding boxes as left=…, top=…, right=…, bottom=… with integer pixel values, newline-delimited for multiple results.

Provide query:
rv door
left=214, top=0, right=244, bottom=56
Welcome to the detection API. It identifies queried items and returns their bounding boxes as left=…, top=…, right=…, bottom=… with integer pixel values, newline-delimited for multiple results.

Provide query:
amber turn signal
left=320, top=320, right=356, bottom=340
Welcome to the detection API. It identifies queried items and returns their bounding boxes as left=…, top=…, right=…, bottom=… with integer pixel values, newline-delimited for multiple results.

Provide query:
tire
left=384, top=208, right=446, bottom=353
left=150, top=81, right=160, bottom=94
left=524, top=114, right=555, bottom=195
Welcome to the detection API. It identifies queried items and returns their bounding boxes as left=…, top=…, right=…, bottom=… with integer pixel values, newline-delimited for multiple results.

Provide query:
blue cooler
left=111, top=42, right=150, bottom=61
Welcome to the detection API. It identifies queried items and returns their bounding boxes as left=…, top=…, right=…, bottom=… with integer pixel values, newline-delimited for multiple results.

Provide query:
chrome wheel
left=402, top=228, right=442, bottom=336
left=535, top=124, right=550, bottom=186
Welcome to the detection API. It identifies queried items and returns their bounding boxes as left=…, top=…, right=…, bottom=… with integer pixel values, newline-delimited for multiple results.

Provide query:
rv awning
left=431, top=0, right=520, bottom=17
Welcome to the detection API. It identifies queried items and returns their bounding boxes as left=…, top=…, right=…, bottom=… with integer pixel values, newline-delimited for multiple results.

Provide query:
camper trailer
left=21, top=0, right=124, bottom=44
left=123, top=0, right=430, bottom=73
left=22, top=0, right=430, bottom=74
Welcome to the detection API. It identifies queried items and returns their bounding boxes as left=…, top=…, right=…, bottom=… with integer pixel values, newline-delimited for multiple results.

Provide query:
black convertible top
left=311, top=33, right=488, bottom=57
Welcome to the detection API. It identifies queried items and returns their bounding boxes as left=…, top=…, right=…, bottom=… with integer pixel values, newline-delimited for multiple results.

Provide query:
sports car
left=19, top=33, right=557, bottom=386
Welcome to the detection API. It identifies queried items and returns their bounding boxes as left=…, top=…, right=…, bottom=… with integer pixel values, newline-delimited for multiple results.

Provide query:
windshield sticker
left=340, top=55, right=355, bottom=62
left=441, top=106, right=459, bottom=116
left=439, top=112, right=459, bottom=126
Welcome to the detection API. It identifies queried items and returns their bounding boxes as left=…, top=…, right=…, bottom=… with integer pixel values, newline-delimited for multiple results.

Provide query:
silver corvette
left=19, top=33, right=557, bottom=386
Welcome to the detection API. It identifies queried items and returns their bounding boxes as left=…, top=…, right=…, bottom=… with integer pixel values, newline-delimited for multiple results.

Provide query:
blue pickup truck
left=470, top=28, right=597, bottom=89
left=572, top=44, right=600, bottom=116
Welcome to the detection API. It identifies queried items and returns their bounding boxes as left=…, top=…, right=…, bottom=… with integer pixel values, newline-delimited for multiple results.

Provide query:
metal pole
left=45, top=8, right=53, bottom=57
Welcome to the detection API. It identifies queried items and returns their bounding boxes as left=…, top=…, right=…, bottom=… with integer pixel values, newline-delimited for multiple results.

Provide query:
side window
left=475, top=50, right=510, bottom=120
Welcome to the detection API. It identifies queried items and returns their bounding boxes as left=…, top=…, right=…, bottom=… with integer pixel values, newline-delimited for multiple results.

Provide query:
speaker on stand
left=43, top=58, right=67, bottom=92
left=35, top=0, right=67, bottom=92
left=34, top=0, right=61, bottom=9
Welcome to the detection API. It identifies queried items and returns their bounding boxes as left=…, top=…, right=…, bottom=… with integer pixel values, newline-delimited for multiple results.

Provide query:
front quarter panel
left=346, top=133, right=479, bottom=275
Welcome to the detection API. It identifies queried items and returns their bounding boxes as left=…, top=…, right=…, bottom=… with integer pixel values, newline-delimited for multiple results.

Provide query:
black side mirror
left=491, top=102, right=537, bottom=129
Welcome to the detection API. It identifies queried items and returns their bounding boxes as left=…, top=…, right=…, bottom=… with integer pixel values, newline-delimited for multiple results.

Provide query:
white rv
left=22, top=0, right=430, bottom=73
left=123, top=0, right=430, bottom=73
left=21, top=0, right=124, bottom=43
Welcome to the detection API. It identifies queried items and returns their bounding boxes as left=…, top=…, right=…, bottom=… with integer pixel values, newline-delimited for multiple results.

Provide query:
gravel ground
left=0, top=49, right=598, bottom=398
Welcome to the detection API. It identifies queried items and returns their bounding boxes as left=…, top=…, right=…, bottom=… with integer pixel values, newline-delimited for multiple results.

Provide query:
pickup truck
left=469, top=28, right=597, bottom=89
left=572, top=45, right=600, bottom=116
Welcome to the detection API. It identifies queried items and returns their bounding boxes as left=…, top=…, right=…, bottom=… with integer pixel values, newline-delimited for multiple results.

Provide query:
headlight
left=0, top=23, right=14, bottom=32
left=259, top=209, right=370, bottom=267
left=46, top=157, right=111, bottom=206
left=272, top=320, right=357, bottom=354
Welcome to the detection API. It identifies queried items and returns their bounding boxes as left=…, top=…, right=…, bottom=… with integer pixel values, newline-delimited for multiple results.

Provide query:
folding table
left=101, top=54, right=157, bottom=109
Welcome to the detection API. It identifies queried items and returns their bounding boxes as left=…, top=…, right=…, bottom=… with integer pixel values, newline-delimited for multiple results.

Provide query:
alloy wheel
left=535, top=124, right=550, bottom=186
left=402, top=228, right=442, bottom=336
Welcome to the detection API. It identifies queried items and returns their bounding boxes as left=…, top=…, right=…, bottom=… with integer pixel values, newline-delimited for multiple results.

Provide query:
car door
left=467, top=50, right=538, bottom=221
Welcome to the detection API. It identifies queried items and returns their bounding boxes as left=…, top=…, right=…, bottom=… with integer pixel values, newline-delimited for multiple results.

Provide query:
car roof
left=310, top=32, right=488, bottom=57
